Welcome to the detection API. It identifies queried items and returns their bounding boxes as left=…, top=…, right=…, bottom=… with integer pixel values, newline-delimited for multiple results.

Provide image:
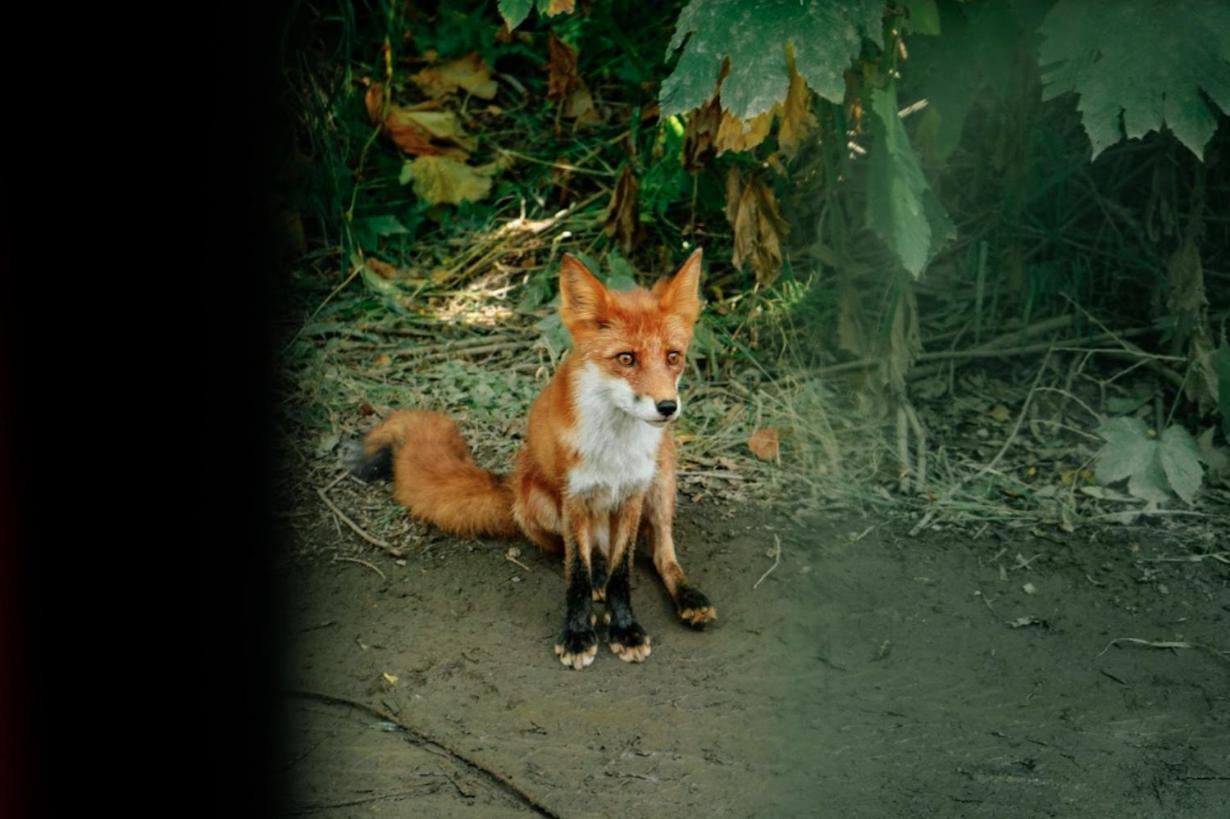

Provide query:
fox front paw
left=554, top=625, right=598, bottom=670
left=608, top=621, right=652, bottom=663
left=676, top=585, right=717, bottom=628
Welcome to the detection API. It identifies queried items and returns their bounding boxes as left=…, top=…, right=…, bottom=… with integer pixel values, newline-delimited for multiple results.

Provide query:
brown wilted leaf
left=365, top=83, right=474, bottom=158
left=365, top=258, right=400, bottom=279
left=777, top=43, right=816, bottom=159
left=683, top=98, right=722, bottom=172
left=547, top=34, right=599, bottom=126
left=603, top=165, right=641, bottom=253
left=714, top=109, right=773, bottom=155
left=412, top=52, right=498, bottom=100
left=547, top=35, right=578, bottom=101
left=726, top=172, right=788, bottom=285
left=546, top=0, right=575, bottom=14
left=405, top=156, right=497, bottom=205
left=748, top=427, right=780, bottom=461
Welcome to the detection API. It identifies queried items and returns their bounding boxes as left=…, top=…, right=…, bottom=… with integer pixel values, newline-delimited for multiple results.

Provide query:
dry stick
left=753, top=534, right=783, bottom=590
left=317, top=474, right=401, bottom=557
left=1097, top=638, right=1230, bottom=664
left=909, top=353, right=1053, bottom=537
left=285, top=689, right=561, bottom=819
left=332, top=553, right=386, bottom=582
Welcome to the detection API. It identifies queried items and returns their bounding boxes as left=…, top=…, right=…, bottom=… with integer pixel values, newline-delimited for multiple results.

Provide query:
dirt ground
left=274, top=500, right=1230, bottom=817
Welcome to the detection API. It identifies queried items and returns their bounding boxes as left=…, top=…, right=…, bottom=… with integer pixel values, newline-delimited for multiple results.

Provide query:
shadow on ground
left=275, top=501, right=1230, bottom=817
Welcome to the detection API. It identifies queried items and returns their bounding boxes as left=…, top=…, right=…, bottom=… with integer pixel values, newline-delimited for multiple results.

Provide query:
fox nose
left=655, top=399, right=678, bottom=418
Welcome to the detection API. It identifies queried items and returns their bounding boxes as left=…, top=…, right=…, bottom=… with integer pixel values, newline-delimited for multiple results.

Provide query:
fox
left=346, top=249, right=715, bottom=670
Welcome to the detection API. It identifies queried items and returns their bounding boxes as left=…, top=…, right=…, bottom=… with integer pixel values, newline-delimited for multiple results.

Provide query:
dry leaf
left=547, top=34, right=578, bottom=101
left=603, top=165, right=641, bottom=253
left=546, top=0, right=575, bottom=14
left=777, top=43, right=816, bottom=159
left=564, top=84, right=600, bottom=125
left=366, top=258, right=399, bottom=279
left=406, top=156, right=496, bottom=205
left=714, top=109, right=773, bottom=154
left=412, top=52, right=498, bottom=100
left=748, top=427, right=780, bottom=461
left=726, top=173, right=788, bottom=285
left=683, top=98, right=722, bottom=172
left=365, top=83, right=474, bottom=158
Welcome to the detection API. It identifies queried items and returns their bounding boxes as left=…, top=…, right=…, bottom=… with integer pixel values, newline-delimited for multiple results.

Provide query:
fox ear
left=655, top=248, right=703, bottom=326
left=559, top=254, right=610, bottom=335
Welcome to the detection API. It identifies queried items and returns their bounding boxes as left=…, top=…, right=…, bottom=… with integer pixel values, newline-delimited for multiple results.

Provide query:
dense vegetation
left=277, top=0, right=1230, bottom=531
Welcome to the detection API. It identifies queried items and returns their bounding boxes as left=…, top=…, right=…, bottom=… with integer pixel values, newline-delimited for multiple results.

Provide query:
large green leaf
left=1039, top=0, right=1230, bottom=159
left=865, top=82, right=956, bottom=277
left=1158, top=425, right=1203, bottom=504
left=1094, top=416, right=1153, bottom=484
left=908, top=0, right=1032, bottom=164
left=660, top=0, right=885, bottom=119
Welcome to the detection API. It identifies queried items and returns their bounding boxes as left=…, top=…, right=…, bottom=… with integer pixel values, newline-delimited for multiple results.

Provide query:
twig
left=753, top=534, right=782, bottom=590
left=332, top=553, right=386, bottom=581
left=1097, top=637, right=1230, bottom=663
left=1140, top=552, right=1230, bottom=565
left=317, top=474, right=402, bottom=557
left=284, top=689, right=562, bottom=819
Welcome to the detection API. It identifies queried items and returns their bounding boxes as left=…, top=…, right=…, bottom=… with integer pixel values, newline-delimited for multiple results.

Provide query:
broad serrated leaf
left=498, top=0, right=534, bottom=30
left=661, top=0, right=884, bottom=119
left=1094, top=416, right=1154, bottom=484
left=1159, top=425, right=1203, bottom=504
left=865, top=82, right=955, bottom=277
left=1039, top=0, right=1230, bottom=159
left=1127, top=448, right=1170, bottom=503
left=404, top=157, right=496, bottom=205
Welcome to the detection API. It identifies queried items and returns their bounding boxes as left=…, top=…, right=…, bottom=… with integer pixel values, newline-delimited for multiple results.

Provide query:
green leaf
left=1039, top=0, right=1230, bottom=159
left=498, top=0, right=534, bottom=31
left=1127, top=449, right=1170, bottom=503
left=907, top=0, right=1028, bottom=164
left=603, top=250, right=638, bottom=291
left=1094, top=416, right=1154, bottom=484
left=1159, top=425, right=1203, bottom=504
left=660, top=0, right=885, bottom=119
left=1213, top=343, right=1230, bottom=438
left=865, top=82, right=956, bottom=277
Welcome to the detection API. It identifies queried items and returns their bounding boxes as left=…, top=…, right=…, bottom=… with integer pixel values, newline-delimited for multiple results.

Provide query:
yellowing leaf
left=546, top=0, right=575, bottom=14
left=412, top=52, right=498, bottom=100
left=365, top=83, right=475, bottom=158
left=405, top=156, right=496, bottom=205
left=714, top=109, right=773, bottom=154
left=748, top=427, right=781, bottom=461
left=777, top=43, right=816, bottom=159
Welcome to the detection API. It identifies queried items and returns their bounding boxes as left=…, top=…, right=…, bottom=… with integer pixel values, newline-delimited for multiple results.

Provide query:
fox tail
left=344, top=410, right=519, bottom=539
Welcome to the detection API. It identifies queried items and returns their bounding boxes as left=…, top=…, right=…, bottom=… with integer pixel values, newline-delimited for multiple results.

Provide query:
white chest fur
left=566, top=362, right=663, bottom=509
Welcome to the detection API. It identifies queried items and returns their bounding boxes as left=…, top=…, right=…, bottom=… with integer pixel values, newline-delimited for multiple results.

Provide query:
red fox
left=347, top=249, right=715, bottom=669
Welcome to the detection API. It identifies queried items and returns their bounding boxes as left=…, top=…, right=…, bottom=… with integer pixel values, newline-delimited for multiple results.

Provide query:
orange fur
left=360, top=249, right=716, bottom=664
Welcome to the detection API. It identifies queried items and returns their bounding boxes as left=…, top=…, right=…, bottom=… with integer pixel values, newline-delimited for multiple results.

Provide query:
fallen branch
left=317, top=474, right=402, bottom=557
left=285, top=689, right=562, bottom=819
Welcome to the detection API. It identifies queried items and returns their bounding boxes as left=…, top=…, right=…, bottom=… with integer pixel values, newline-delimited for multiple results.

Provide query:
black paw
left=676, top=585, right=717, bottom=628
left=608, top=621, right=652, bottom=663
left=554, top=624, right=598, bottom=670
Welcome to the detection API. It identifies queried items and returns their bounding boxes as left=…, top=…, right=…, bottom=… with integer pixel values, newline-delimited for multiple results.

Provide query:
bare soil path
left=275, top=503, right=1230, bottom=817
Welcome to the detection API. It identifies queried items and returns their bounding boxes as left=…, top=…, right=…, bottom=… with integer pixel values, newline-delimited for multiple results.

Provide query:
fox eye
left=666, top=351, right=681, bottom=365
left=616, top=352, right=636, bottom=366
